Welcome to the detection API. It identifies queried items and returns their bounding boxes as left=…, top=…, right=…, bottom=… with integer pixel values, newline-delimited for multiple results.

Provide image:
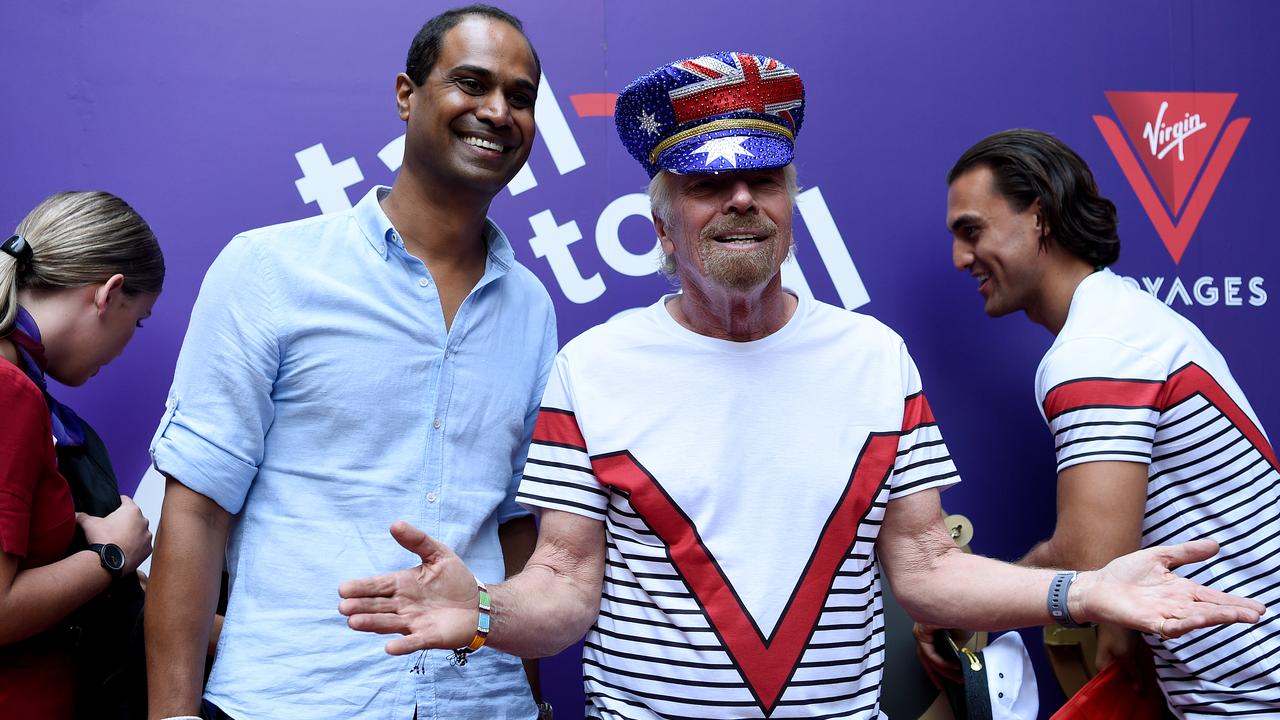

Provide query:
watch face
left=101, top=544, right=126, bottom=571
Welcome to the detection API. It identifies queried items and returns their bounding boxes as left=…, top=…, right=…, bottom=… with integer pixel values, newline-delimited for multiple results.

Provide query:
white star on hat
left=691, top=136, right=754, bottom=167
left=637, top=110, right=660, bottom=136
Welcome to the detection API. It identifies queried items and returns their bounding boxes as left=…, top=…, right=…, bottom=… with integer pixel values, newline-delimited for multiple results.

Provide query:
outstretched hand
left=338, top=521, right=479, bottom=656
left=1078, top=539, right=1266, bottom=637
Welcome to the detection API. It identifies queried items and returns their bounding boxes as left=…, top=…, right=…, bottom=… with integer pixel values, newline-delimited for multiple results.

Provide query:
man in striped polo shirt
left=340, top=61, right=1265, bottom=720
left=945, top=129, right=1279, bottom=717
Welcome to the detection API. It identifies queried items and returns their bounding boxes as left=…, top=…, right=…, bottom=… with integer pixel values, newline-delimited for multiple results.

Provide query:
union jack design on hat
left=615, top=51, right=805, bottom=177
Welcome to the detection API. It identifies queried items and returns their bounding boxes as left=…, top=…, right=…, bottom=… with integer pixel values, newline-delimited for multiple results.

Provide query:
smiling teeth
left=720, top=234, right=759, bottom=241
left=463, top=136, right=503, bottom=152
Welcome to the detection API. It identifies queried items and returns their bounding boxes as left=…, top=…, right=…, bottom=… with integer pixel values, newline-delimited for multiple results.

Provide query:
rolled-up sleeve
left=150, top=235, right=282, bottom=514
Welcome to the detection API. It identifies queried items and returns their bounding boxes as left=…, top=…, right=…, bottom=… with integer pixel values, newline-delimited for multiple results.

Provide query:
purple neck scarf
left=9, top=306, right=85, bottom=448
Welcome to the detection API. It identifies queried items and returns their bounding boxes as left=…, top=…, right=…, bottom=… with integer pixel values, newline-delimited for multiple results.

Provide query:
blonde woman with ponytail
left=0, top=191, right=163, bottom=719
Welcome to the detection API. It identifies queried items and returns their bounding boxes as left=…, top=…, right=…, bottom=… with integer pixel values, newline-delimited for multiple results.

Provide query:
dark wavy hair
left=405, top=4, right=540, bottom=85
left=947, top=129, right=1119, bottom=267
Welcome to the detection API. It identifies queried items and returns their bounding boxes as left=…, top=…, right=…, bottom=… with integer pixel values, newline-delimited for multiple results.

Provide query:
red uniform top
left=0, top=359, right=77, bottom=720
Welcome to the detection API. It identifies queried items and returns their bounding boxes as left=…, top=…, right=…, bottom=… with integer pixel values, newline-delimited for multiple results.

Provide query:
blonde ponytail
left=2, top=191, right=164, bottom=335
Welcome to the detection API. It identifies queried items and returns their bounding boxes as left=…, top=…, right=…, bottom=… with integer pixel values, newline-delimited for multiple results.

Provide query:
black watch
left=88, top=543, right=126, bottom=578
left=536, top=702, right=553, bottom=720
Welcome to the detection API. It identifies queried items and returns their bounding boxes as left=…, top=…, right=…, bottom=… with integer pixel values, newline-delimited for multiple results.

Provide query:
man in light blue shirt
left=144, top=6, right=555, bottom=719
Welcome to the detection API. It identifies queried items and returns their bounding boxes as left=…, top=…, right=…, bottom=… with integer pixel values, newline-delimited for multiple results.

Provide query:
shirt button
left=426, top=492, right=438, bottom=503
left=418, top=277, right=429, bottom=287
left=433, top=418, right=442, bottom=429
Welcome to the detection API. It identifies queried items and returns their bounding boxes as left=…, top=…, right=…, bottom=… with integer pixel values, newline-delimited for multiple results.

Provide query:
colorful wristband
left=450, top=578, right=490, bottom=666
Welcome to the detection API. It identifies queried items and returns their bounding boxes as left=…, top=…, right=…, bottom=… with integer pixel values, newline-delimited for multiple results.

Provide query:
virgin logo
left=1095, top=92, right=1249, bottom=263
left=1143, top=101, right=1208, bottom=161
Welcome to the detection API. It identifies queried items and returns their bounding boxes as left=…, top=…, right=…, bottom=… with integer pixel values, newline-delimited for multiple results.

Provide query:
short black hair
left=948, top=129, right=1120, bottom=267
left=405, top=4, right=541, bottom=85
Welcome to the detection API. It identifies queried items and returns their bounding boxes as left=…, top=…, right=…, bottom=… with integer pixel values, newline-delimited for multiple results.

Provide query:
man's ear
left=1030, top=198, right=1050, bottom=239
left=93, top=273, right=127, bottom=318
left=652, top=212, right=675, bottom=258
left=395, top=72, right=416, bottom=121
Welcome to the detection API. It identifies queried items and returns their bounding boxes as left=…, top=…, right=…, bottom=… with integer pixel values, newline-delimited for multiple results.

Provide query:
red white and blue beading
left=615, top=51, right=806, bottom=177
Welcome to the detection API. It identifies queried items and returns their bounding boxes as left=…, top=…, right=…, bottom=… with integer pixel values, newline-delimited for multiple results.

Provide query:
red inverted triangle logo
left=1095, top=91, right=1249, bottom=263
left=1106, top=91, right=1235, bottom=214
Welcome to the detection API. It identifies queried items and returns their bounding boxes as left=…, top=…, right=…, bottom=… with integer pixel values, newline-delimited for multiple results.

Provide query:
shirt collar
left=353, top=185, right=515, bottom=275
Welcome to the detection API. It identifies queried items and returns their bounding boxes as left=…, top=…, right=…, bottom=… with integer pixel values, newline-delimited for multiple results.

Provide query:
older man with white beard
left=338, top=52, right=1264, bottom=720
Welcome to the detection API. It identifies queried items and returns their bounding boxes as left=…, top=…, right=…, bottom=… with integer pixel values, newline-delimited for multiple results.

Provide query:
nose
left=722, top=179, right=757, bottom=215
left=952, top=238, right=973, bottom=271
left=476, top=90, right=512, bottom=127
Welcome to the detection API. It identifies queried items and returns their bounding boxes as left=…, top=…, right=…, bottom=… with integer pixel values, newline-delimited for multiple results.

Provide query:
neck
left=1027, top=254, right=1099, bottom=336
left=669, top=276, right=797, bottom=341
left=382, top=172, right=492, bottom=263
left=15, top=288, right=80, bottom=374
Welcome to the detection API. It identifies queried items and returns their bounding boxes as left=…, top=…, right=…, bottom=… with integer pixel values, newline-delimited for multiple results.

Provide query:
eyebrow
left=949, top=212, right=982, bottom=234
left=449, top=64, right=537, bottom=94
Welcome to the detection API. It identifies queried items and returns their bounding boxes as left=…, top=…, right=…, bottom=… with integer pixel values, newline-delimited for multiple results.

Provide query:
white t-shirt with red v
left=519, top=292, right=960, bottom=719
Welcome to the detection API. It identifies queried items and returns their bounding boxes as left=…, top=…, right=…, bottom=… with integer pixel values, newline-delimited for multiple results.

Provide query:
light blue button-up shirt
left=151, top=187, right=556, bottom=719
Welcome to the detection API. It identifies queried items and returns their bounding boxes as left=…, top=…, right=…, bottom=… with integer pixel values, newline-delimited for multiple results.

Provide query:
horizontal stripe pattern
left=579, top=493, right=892, bottom=719
left=520, top=410, right=607, bottom=521
left=1043, top=367, right=1280, bottom=718
left=521, top=398, right=958, bottom=719
left=891, top=422, right=959, bottom=498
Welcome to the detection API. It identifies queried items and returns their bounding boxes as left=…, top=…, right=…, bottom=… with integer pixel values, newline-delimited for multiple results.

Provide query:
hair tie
left=2, top=234, right=33, bottom=271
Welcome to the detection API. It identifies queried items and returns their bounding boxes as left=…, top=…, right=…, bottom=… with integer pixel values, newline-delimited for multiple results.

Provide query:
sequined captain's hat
left=615, top=51, right=805, bottom=178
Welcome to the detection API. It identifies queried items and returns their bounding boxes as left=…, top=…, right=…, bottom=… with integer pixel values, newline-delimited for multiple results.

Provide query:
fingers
left=1189, top=583, right=1267, bottom=616
left=338, top=596, right=402, bottom=617
left=345, top=611, right=409, bottom=636
left=916, top=643, right=944, bottom=689
left=338, top=572, right=399, bottom=600
left=911, top=623, right=962, bottom=686
left=389, top=521, right=442, bottom=563
left=1162, top=605, right=1263, bottom=638
left=916, top=637, right=961, bottom=684
left=343, top=616, right=444, bottom=658
left=386, top=635, right=432, bottom=657
left=911, top=622, right=935, bottom=644
left=1156, top=539, right=1220, bottom=570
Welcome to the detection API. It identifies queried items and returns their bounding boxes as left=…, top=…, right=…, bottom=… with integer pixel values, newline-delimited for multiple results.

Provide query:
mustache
left=699, top=215, right=778, bottom=240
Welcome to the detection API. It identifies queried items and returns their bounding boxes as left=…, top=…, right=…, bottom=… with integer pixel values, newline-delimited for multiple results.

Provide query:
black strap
left=934, top=631, right=994, bottom=720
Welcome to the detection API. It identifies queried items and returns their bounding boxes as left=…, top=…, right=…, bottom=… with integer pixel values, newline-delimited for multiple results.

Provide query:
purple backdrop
left=3, top=1, right=1276, bottom=716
